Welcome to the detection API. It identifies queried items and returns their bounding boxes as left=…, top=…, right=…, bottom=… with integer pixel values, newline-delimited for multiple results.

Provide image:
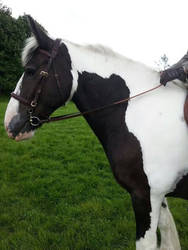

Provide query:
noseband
left=11, top=39, right=62, bottom=127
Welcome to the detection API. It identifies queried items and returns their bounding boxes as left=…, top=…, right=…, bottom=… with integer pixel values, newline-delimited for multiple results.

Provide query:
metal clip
left=40, top=71, right=49, bottom=77
left=28, top=109, right=33, bottom=114
left=31, top=100, right=37, bottom=108
left=30, top=116, right=41, bottom=127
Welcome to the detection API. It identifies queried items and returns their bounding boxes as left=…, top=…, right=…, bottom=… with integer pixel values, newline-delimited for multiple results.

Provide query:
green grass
left=0, top=96, right=188, bottom=250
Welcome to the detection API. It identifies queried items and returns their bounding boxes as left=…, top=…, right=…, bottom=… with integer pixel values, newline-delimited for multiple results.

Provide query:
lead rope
left=40, top=84, right=163, bottom=124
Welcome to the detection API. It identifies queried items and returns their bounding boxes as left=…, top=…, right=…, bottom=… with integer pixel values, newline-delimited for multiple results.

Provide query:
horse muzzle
left=5, top=113, right=35, bottom=141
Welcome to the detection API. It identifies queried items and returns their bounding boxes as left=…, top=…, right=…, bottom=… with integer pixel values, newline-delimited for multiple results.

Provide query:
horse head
left=4, top=16, right=73, bottom=141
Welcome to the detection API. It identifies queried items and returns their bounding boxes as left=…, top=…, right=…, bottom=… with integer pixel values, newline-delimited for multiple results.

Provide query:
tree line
left=0, top=2, right=31, bottom=95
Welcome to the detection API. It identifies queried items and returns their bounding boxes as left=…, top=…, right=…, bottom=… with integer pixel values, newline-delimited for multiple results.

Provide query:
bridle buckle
left=40, top=71, right=49, bottom=77
left=30, top=116, right=41, bottom=127
left=31, top=100, right=37, bottom=107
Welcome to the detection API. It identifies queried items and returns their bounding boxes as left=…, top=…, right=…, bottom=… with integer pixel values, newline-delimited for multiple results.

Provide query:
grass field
left=0, top=96, right=188, bottom=250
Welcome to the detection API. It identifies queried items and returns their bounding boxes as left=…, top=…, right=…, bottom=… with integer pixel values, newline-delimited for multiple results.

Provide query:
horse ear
left=26, top=15, right=53, bottom=51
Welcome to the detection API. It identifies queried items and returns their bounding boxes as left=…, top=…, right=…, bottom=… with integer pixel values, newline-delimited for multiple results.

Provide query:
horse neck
left=65, top=41, right=159, bottom=160
left=66, top=40, right=159, bottom=131
left=66, top=45, right=128, bottom=153
left=64, top=40, right=160, bottom=93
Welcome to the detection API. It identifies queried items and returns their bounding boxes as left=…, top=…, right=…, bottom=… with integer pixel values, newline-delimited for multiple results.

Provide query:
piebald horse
left=4, top=16, right=188, bottom=250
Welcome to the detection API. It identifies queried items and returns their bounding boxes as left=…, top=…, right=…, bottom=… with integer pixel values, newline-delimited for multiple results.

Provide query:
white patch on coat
left=126, top=83, right=188, bottom=194
left=4, top=74, right=24, bottom=131
left=136, top=194, right=164, bottom=250
left=5, top=39, right=38, bottom=129
left=136, top=231, right=157, bottom=250
left=158, top=199, right=181, bottom=250
left=137, top=196, right=181, bottom=250
left=66, top=67, right=79, bottom=103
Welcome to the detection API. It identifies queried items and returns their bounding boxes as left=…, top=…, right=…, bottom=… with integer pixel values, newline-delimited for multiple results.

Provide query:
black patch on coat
left=73, top=71, right=151, bottom=240
left=167, top=173, right=188, bottom=200
left=161, top=202, right=167, bottom=208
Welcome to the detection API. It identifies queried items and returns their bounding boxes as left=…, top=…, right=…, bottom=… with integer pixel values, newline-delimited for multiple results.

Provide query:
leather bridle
left=11, top=39, right=162, bottom=127
left=11, top=39, right=62, bottom=127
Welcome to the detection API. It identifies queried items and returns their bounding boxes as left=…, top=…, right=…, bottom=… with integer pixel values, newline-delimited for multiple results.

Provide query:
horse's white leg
left=135, top=193, right=163, bottom=250
left=158, top=198, right=181, bottom=250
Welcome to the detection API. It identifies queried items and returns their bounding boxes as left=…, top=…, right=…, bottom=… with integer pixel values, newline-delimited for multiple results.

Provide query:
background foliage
left=0, top=1, right=30, bottom=95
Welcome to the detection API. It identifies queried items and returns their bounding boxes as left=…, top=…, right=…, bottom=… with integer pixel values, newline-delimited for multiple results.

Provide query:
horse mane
left=64, top=39, right=156, bottom=74
left=84, top=44, right=118, bottom=58
left=64, top=39, right=122, bottom=60
left=22, top=36, right=123, bottom=66
left=22, top=36, right=38, bottom=66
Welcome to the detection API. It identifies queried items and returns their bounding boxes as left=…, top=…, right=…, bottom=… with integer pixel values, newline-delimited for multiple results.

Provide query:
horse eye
left=25, top=67, right=36, bottom=76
